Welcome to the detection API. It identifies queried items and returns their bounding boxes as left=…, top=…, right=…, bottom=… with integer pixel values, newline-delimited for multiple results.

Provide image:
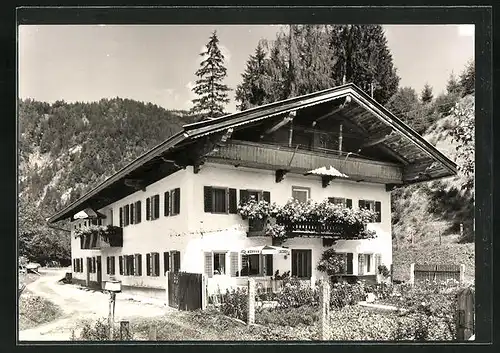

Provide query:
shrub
left=275, top=277, right=319, bottom=309
left=317, top=248, right=347, bottom=276
left=365, top=282, right=394, bottom=301
left=220, top=287, right=248, bottom=321
left=256, top=305, right=319, bottom=327
left=329, top=282, right=367, bottom=309
left=73, top=318, right=116, bottom=341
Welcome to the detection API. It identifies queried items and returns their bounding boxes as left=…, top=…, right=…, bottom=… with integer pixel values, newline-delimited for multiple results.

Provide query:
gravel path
left=19, top=269, right=172, bottom=341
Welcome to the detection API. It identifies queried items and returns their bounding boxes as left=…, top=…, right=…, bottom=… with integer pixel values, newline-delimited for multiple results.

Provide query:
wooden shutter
left=228, top=188, right=237, bottom=214
left=138, top=254, right=143, bottom=276
left=346, top=199, right=353, bottom=209
left=119, top=207, right=123, bottom=227
left=146, top=253, right=151, bottom=276
left=375, top=201, right=382, bottom=223
left=239, top=189, right=249, bottom=205
left=106, top=257, right=110, bottom=274
left=173, top=252, right=180, bottom=273
left=153, top=195, right=160, bottom=219
left=111, top=256, right=115, bottom=275
left=146, top=197, right=151, bottom=220
left=164, top=191, right=170, bottom=216
left=135, top=201, right=141, bottom=223
left=163, top=252, right=170, bottom=274
left=130, top=203, right=135, bottom=224
left=263, top=191, right=271, bottom=203
left=154, top=253, right=160, bottom=276
left=174, top=188, right=181, bottom=215
left=346, top=253, right=353, bottom=275
left=204, top=252, right=213, bottom=278
left=204, top=186, right=213, bottom=212
left=118, top=256, right=123, bottom=275
left=230, top=252, right=238, bottom=277
left=358, top=254, right=365, bottom=275
left=124, top=205, right=130, bottom=226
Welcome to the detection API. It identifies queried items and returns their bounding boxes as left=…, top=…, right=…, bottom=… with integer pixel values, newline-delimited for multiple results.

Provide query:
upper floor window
left=239, top=189, right=271, bottom=204
left=359, top=200, right=382, bottom=223
left=292, top=186, right=310, bottom=203
left=164, top=188, right=181, bottom=217
left=204, top=186, right=237, bottom=214
left=328, top=197, right=353, bottom=208
left=146, top=194, right=160, bottom=220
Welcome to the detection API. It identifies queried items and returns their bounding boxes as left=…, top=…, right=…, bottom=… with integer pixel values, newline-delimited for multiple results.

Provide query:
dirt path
left=19, top=269, right=171, bottom=341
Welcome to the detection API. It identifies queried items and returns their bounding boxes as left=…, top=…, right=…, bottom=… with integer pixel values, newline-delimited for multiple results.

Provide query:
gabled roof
left=47, top=83, right=457, bottom=224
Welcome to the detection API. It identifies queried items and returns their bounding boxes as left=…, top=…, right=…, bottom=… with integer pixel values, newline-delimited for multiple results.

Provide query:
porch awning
left=241, top=245, right=290, bottom=256
left=305, top=166, right=349, bottom=178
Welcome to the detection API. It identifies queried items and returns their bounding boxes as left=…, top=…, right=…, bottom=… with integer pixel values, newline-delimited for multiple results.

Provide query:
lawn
left=19, top=289, right=62, bottom=330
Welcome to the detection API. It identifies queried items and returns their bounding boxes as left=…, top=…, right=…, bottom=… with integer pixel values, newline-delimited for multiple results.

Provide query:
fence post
left=165, top=271, right=169, bottom=307
left=456, top=287, right=475, bottom=340
left=459, top=264, right=465, bottom=284
left=409, top=263, right=415, bottom=286
left=247, top=278, right=255, bottom=326
left=201, top=274, right=207, bottom=310
left=319, top=278, right=330, bottom=340
left=119, top=320, right=130, bottom=340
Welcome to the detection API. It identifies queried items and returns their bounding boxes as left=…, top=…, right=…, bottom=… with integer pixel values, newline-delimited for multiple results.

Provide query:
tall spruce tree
left=446, top=72, right=461, bottom=95
left=191, top=31, right=231, bottom=118
left=459, top=60, right=475, bottom=97
left=421, top=83, right=434, bottom=103
left=234, top=41, right=268, bottom=111
left=329, top=25, right=400, bottom=104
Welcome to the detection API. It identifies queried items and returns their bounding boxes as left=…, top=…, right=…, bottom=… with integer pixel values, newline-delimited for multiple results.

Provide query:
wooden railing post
left=247, top=278, right=255, bottom=326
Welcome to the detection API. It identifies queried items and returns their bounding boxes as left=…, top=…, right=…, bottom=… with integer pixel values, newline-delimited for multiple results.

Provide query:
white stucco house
left=47, top=83, right=457, bottom=298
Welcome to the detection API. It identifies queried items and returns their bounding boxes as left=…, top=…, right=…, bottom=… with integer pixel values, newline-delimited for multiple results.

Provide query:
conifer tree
left=421, top=83, right=434, bottom=103
left=191, top=31, right=231, bottom=118
left=446, top=72, right=461, bottom=95
left=459, top=60, right=475, bottom=97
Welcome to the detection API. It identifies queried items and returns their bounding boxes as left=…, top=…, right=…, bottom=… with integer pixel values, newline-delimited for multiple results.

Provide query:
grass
left=19, top=289, right=62, bottom=330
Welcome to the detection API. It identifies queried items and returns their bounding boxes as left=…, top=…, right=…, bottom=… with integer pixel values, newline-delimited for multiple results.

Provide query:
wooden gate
left=456, top=287, right=475, bottom=340
left=168, top=272, right=202, bottom=311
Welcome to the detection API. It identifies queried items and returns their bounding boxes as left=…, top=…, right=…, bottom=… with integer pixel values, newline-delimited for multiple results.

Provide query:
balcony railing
left=79, top=226, right=123, bottom=249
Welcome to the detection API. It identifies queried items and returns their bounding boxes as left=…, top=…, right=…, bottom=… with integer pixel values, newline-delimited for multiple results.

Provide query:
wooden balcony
left=79, top=226, right=123, bottom=249
left=208, top=140, right=403, bottom=184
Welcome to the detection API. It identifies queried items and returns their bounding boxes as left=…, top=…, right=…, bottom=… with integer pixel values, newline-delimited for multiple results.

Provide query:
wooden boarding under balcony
left=207, top=140, right=404, bottom=185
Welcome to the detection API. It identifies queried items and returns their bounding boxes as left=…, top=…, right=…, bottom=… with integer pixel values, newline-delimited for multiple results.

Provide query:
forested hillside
left=18, top=98, right=198, bottom=265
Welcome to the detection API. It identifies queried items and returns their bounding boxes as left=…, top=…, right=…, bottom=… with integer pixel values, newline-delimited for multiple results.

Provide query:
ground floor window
left=146, top=252, right=160, bottom=276
left=213, top=252, right=226, bottom=275
left=106, top=256, right=115, bottom=275
left=241, top=254, right=260, bottom=276
left=291, top=249, right=312, bottom=279
left=364, top=254, right=373, bottom=274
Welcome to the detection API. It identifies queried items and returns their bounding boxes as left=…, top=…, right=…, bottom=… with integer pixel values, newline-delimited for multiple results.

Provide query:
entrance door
left=86, top=257, right=91, bottom=286
left=96, top=256, right=102, bottom=289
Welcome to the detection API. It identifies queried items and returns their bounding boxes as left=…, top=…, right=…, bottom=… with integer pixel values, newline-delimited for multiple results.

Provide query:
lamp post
left=104, top=278, right=122, bottom=340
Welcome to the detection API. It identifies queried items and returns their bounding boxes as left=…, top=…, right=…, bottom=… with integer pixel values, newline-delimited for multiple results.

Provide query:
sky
left=18, top=24, right=474, bottom=113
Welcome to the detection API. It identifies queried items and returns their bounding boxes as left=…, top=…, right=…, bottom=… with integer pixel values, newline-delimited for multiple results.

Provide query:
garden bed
left=19, top=289, right=62, bottom=330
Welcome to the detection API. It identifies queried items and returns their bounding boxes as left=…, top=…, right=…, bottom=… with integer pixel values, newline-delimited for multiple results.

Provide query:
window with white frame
left=292, top=186, right=310, bottom=203
left=213, top=252, right=226, bottom=275
left=364, top=254, right=374, bottom=274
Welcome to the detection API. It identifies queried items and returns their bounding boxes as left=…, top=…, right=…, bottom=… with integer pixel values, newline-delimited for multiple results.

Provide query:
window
left=204, top=186, right=238, bottom=214
left=134, top=201, right=141, bottom=223
left=165, top=188, right=181, bottom=216
left=239, top=190, right=271, bottom=204
left=365, top=254, right=373, bottom=274
left=358, top=200, right=382, bottom=223
left=119, top=256, right=123, bottom=275
left=107, top=256, right=115, bottom=275
left=346, top=253, right=353, bottom=275
left=213, top=253, right=226, bottom=275
left=130, top=203, right=135, bottom=225
left=109, top=209, right=113, bottom=226
left=291, top=249, right=312, bottom=278
left=241, top=254, right=260, bottom=276
left=134, top=254, right=142, bottom=276
left=171, top=251, right=181, bottom=273
left=265, top=254, right=273, bottom=276
left=163, top=252, right=170, bottom=274
left=124, top=205, right=130, bottom=226
left=146, top=252, right=160, bottom=276
left=292, top=186, right=311, bottom=203
left=124, top=255, right=135, bottom=276
left=328, top=197, right=353, bottom=208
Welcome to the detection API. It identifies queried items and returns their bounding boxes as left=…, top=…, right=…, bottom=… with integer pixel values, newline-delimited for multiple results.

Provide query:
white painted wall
left=70, top=162, right=392, bottom=293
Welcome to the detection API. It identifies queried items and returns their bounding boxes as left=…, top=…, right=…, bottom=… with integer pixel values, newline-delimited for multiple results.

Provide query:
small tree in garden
left=316, top=248, right=346, bottom=276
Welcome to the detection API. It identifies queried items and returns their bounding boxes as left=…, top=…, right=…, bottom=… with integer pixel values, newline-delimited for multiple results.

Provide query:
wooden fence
left=410, top=263, right=464, bottom=285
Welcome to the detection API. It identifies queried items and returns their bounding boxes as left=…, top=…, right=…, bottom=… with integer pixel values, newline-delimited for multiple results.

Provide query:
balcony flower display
left=74, top=224, right=123, bottom=246
left=238, top=198, right=377, bottom=240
